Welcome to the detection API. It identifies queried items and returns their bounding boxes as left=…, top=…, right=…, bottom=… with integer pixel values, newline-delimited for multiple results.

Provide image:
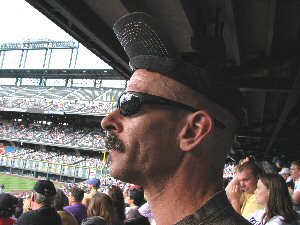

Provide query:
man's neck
left=70, top=201, right=80, bottom=206
left=144, top=166, right=223, bottom=225
left=31, top=203, right=44, bottom=210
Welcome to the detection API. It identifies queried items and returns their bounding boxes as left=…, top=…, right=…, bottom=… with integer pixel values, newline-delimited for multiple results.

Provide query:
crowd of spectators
left=1, top=156, right=300, bottom=225
left=2, top=148, right=104, bottom=169
left=0, top=123, right=106, bottom=150
left=0, top=97, right=116, bottom=115
left=0, top=85, right=122, bottom=115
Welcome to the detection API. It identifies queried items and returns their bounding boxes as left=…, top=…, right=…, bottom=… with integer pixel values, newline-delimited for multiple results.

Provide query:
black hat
left=33, top=180, right=56, bottom=197
left=113, top=12, right=243, bottom=121
left=0, top=193, right=17, bottom=217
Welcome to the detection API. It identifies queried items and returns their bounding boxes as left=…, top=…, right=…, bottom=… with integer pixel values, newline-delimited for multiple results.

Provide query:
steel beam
left=264, top=66, right=300, bottom=156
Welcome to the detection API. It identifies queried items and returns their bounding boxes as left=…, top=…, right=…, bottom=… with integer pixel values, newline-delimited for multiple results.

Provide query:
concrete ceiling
left=26, top=0, right=300, bottom=160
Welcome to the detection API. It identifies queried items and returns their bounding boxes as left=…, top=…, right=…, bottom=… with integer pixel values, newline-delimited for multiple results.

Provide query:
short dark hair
left=129, top=188, right=144, bottom=207
left=291, top=160, right=300, bottom=168
left=70, top=187, right=84, bottom=202
left=237, top=161, right=263, bottom=177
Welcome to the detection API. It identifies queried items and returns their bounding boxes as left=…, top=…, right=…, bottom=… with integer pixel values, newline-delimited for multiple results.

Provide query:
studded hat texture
left=113, top=12, right=243, bottom=121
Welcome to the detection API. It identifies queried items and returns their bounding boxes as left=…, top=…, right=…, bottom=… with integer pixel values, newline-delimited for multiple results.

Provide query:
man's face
left=290, top=165, right=300, bottom=179
left=68, top=192, right=74, bottom=205
left=238, top=169, right=258, bottom=194
left=281, top=173, right=289, bottom=180
left=101, top=70, right=185, bottom=185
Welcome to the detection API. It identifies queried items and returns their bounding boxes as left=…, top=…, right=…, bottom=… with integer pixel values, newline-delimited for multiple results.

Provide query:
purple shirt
left=64, top=203, right=87, bottom=225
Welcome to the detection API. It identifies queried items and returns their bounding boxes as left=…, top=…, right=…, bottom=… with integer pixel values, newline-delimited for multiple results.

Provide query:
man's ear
left=178, top=111, right=213, bottom=151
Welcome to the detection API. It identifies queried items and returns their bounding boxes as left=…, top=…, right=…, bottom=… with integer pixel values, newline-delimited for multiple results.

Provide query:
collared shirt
left=175, top=191, right=251, bottom=225
left=241, top=193, right=263, bottom=219
left=64, top=203, right=87, bottom=225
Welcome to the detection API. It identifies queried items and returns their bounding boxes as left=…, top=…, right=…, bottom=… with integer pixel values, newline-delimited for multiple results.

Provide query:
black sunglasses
left=117, top=91, right=225, bottom=129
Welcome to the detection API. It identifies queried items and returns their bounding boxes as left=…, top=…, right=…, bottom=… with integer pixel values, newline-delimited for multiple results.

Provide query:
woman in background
left=107, top=185, right=126, bottom=222
left=0, top=193, right=18, bottom=225
left=248, top=173, right=299, bottom=225
left=82, top=192, right=122, bottom=225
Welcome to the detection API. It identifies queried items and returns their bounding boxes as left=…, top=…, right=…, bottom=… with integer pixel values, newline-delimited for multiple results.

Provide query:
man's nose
left=101, top=109, right=123, bottom=133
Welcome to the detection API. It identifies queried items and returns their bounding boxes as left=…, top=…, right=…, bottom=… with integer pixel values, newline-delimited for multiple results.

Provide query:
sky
left=0, top=0, right=112, bottom=70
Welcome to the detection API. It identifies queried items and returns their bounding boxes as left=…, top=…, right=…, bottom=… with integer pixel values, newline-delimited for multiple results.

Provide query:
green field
left=0, top=174, right=61, bottom=193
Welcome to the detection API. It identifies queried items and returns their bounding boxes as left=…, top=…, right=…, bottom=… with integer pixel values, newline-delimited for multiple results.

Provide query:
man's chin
left=109, top=165, right=139, bottom=184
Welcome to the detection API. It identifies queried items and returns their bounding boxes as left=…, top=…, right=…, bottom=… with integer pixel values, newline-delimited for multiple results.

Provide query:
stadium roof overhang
left=25, top=0, right=300, bottom=160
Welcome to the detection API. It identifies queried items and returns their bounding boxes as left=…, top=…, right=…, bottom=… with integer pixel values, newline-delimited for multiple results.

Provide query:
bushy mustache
left=104, top=131, right=125, bottom=152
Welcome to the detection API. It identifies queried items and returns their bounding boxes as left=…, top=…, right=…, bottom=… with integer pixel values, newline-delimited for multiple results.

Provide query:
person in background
left=279, top=168, right=291, bottom=182
left=290, top=160, right=300, bottom=213
left=0, top=184, right=4, bottom=194
left=22, top=195, right=31, bottom=214
left=0, top=193, right=18, bottom=225
left=107, top=185, right=126, bottom=222
left=81, top=192, right=122, bottom=225
left=226, top=161, right=264, bottom=218
left=16, top=180, right=61, bottom=225
left=64, top=187, right=87, bottom=225
left=86, top=178, right=101, bottom=198
left=102, top=12, right=249, bottom=225
left=247, top=173, right=299, bottom=225
left=82, top=197, right=90, bottom=207
left=125, top=188, right=144, bottom=222
left=14, top=198, right=23, bottom=219
left=138, top=202, right=155, bottom=225
left=52, top=189, right=78, bottom=225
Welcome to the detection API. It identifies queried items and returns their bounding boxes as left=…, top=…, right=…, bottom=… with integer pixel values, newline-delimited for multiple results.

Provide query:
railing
left=0, top=155, right=108, bottom=179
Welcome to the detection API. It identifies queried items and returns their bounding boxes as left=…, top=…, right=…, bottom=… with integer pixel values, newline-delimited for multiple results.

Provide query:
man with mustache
left=101, top=12, right=250, bottom=225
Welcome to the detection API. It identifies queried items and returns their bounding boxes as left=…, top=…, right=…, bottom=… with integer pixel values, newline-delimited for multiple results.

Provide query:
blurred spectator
left=82, top=198, right=90, bottom=208
left=0, top=193, right=18, bottom=225
left=279, top=168, right=291, bottom=181
left=290, top=160, right=300, bottom=212
left=0, top=123, right=106, bottom=150
left=226, top=161, right=264, bottom=218
left=0, top=184, right=4, bottom=193
left=64, top=187, right=87, bottom=225
left=14, top=198, right=23, bottom=219
left=52, top=189, right=77, bottom=225
left=125, top=189, right=144, bottom=222
left=22, top=195, right=31, bottom=213
left=86, top=178, right=100, bottom=198
left=16, top=180, right=61, bottom=225
left=82, top=192, right=121, bottom=225
left=247, top=173, right=299, bottom=224
left=138, top=203, right=154, bottom=225
left=107, top=185, right=126, bottom=222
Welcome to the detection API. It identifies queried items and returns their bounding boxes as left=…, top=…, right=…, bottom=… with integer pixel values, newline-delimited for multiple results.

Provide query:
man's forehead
left=238, top=169, right=253, bottom=177
left=126, top=69, right=202, bottom=104
left=291, top=165, right=299, bottom=169
left=127, top=69, right=178, bottom=94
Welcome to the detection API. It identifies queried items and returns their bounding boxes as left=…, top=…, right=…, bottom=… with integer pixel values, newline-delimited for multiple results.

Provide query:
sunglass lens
left=119, top=93, right=141, bottom=116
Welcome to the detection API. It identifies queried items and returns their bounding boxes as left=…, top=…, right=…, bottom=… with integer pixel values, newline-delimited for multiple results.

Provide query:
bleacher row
left=0, top=123, right=106, bottom=150
left=0, top=147, right=107, bottom=179
left=2, top=148, right=104, bottom=168
left=0, top=85, right=124, bottom=115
